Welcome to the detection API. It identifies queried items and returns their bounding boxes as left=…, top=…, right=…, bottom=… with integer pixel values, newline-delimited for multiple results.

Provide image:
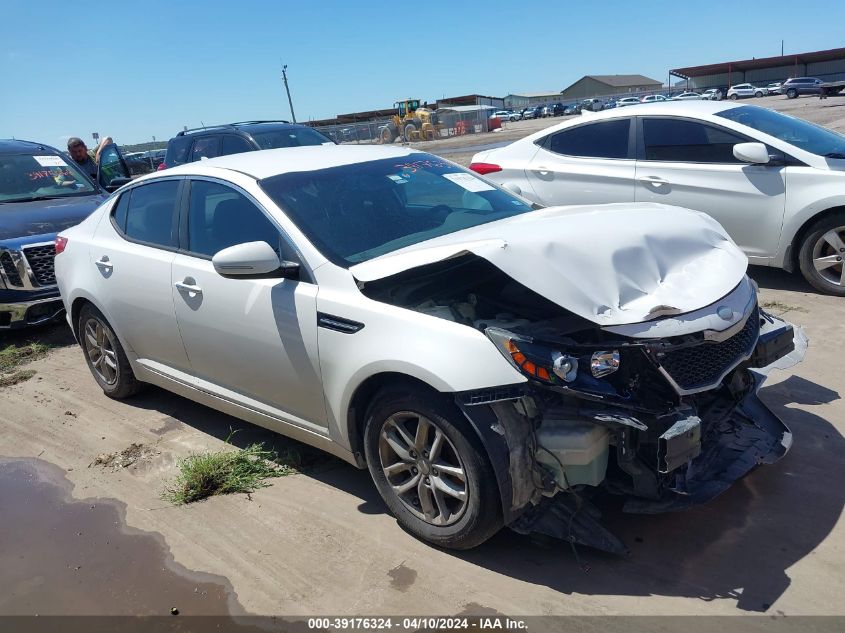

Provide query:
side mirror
left=733, top=142, right=771, bottom=164
left=213, top=241, right=295, bottom=278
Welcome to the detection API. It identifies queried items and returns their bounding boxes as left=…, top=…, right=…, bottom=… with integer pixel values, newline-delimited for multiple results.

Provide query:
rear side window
left=642, top=118, right=748, bottom=163
left=190, top=137, right=221, bottom=161
left=122, top=181, right=179, bottom=247
left=165, top=136, right=192, bottom=166
left=112, top=190, right=131, bottom=231
left=543, top=119, right=630, bottom=159
left=221, top=135, right=253, bottom=156
left=187, top=180, right=279, bottom=258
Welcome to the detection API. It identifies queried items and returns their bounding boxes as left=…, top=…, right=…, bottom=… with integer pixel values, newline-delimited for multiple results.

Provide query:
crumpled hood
left=350, top=203, right=748, bottom=326
left=0, top=195, right=106, bottom=242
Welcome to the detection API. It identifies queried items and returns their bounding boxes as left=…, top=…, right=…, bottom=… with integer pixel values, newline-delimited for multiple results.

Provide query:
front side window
left=258, top=154, right=534, bottom=265
left=543, top=119, right=630, bottom=159
left=187, top=180, right=279, bottom=258
left=642, top=118, right=748, bottom=163
left=716, top=105, right=845, bottom=158
left=0, top=153, right=96, bottom=203
left=121, top=180, right=179, bottom=247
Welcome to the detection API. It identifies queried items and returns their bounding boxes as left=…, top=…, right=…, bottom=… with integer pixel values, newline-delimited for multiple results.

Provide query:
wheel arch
left=785, top=205, right=845, bottom=272
left=346, top=372, right=442, bottom=466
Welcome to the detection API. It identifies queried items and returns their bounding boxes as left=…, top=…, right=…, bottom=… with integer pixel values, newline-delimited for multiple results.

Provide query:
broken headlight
left=486, top=327, right=619, bottom=384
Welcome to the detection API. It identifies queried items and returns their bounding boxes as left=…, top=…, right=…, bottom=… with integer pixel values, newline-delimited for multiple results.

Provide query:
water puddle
left=0, top=457, right=245, bottom=616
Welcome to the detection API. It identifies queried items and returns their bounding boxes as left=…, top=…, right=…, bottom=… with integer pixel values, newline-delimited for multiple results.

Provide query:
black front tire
left=78, top=304, right=144, bottom=399
left=797, top=212, right=845, bottom=296
left=363, top=385, right=503, bottom=550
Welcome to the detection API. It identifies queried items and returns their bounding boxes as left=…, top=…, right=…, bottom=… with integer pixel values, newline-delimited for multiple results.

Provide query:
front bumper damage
left=457, top=312, right=807, bottom=555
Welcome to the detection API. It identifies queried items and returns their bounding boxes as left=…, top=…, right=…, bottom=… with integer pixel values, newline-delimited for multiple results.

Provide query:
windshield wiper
left=824, top=152, right=845, bottom=159
left=0, top=194, right=71, bottom=203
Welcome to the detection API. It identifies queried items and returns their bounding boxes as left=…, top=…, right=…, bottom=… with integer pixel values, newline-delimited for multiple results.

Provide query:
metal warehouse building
left=559, top=75, right=662, bottom=100
left=671, top=46, right=845, bottom=89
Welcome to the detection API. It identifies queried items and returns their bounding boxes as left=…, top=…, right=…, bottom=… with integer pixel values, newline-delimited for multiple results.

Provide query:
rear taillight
left=157, top=162, right=168, bottom=171
left=55, top=235, right=68, bottom=255
left=468, top=162, right=502, bottom=175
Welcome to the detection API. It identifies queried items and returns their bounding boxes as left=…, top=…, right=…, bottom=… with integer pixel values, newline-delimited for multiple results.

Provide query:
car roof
left=0, top=139, right=62, bottom=156
left=153, top=144, right=420, bottom=180
left=176, top=121, right=308, bottom=138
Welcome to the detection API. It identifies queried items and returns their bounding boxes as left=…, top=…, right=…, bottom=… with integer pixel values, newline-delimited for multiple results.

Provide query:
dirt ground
left=1, top=94, right=844, bottom=619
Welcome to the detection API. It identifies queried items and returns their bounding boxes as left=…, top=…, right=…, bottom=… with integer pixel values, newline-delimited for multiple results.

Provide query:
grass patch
left=0, top=342, right=52, bottom=372
left=0, top=369, right=37, bottom=387
left=761, top=300, right=808, bottom=313
left=163, top=440, right=299, bottom=505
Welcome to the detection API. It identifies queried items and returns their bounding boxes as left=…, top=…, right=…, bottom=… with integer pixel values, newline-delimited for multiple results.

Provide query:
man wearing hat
left=66, top=136, right=112, bottom=181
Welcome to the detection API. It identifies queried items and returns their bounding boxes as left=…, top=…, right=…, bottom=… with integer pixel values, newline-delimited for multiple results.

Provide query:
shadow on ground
left=747, top=265, right=816, bottom=294
left=119, top=370, right=843, bottom=613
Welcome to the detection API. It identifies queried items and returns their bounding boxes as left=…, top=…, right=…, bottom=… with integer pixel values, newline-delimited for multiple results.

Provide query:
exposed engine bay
left=360, top=252, right=807, bottom=554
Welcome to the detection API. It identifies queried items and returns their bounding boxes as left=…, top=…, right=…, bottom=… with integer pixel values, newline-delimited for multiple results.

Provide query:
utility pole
left=281, top=64, right=297, bottom=123
left=781, top=40, right=784, bottom=56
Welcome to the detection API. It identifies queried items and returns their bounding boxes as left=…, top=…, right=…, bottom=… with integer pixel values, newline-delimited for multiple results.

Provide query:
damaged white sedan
left=55, top=145, right=806, bottom=552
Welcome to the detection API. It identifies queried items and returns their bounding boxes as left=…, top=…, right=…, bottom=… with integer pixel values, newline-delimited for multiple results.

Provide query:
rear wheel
left=403, top=123, right=416, bottom=142
left=755, top=90, right=764, bottom=97
left=730, top=93, right=739, bottom=100
left=363, top=386, right=502, bottom=549
left=78, top=304, right=143, bottom=398
left=786, top=88, right=798, bottom=99
left=798, top=213, right=845, bottom=296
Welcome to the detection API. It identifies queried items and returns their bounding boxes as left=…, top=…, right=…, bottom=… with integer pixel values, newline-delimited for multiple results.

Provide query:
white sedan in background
left=640, top=94, right=668, bottom=103
left=671, top=92, right=704, bottom=100
left=616, top=97, right=641, bottom=107
left=470, top=101, right=845, bottom=295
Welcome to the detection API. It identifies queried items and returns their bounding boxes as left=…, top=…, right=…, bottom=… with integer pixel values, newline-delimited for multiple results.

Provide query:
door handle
left=95, top=256, right=113, bottom=271
left=534, top=165, right=552, bottom=176
left=174, top=280, right=203, bottom=295
left=638, top=176, right=668, bottom=187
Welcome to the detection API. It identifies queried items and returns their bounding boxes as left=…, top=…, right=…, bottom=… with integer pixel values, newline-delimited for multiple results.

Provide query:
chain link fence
left=308, top=107, right=500, bottom=146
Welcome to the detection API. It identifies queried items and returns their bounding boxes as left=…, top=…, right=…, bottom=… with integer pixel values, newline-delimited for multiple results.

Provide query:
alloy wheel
left=83, top=317, right=119, bottom=385
left=378, top=411, right=468, bottom=526
left=812, top=226, right=845, bottom=287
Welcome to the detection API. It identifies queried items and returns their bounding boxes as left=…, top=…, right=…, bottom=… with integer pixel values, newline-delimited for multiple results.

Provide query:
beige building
left=559, top=74, right=663, bottom=100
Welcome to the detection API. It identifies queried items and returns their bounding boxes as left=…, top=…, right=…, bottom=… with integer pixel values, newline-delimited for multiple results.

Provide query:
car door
left=89, top=178, right=192, bottom=376
left=170, top=177, right=328, bottom=431
left=524, top=117, right=636, bottom=205
left=96, top=143, right=131, bottom=191
left=634, top=116, right=787, bottom=261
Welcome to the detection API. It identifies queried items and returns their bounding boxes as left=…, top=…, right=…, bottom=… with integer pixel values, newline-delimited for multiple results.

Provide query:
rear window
left=165, top=136, right=192, bottom=166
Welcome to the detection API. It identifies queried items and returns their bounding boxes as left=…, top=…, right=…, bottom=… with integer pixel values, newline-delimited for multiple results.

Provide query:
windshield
left=716, top=105, right=845, bottom=158
left=259, top=153, right=534, bottom=266
left=0, top=153, right=97, bottom=203
left=252, top=127, right=333, bottom=150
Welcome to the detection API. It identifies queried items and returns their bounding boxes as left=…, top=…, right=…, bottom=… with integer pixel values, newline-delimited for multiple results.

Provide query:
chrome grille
left=0, top=251, right=22, bottom=286
left=657, top=307, right=760, bottom=392
left=22, top=244, right=56, bottom=286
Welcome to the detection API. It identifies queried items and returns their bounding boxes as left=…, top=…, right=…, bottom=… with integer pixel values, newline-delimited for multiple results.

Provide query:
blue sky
left=1, top=0, right=843, bottom=146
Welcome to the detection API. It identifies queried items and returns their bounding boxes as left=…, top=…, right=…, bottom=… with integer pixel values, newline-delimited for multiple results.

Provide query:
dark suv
left=1, top=139, right=110, bottom=329
left=159, top=120, right=334, bottom=171
left=782, top=77, right=823, bottom=99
